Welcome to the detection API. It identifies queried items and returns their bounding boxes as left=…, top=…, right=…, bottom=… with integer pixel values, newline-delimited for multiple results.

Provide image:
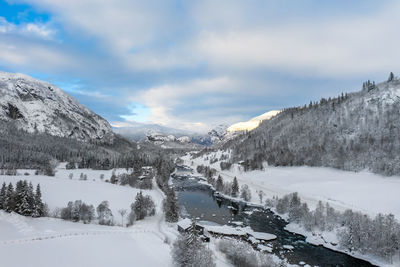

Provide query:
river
left=172, top=166, right=375, bottom=267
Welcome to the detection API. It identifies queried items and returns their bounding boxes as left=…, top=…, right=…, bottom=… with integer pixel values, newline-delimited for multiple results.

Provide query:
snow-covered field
left=0, top=164, right=176, bottom=267
left=0, top=165, right=159, bottom=220
left=0, top=211, right=172, bottom=267
left=185, top=152, right=400, bottom=218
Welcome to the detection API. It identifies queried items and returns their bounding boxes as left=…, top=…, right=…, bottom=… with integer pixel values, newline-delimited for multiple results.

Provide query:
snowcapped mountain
left=113, top=122, right=191, bottom=142
left=227, top=110, right=280, bottom=132
left=0, top=71, right=114, bottom=142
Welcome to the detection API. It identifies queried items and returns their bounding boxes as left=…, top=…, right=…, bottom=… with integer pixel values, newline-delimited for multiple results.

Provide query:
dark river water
left=172, top=166, right=376, bottom=267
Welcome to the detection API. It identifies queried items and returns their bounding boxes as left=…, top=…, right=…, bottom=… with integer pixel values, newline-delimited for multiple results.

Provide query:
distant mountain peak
left=227, top=110, right=281, bottom=133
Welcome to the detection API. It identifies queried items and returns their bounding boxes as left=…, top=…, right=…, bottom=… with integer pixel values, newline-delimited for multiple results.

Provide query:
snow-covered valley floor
left=0, top=165, right=176, bottom=267
left=0, top=164, right=236, bottom=267
left=0, top=211, right=172, bottom=267
left=185, top=153, right=400, bottom=218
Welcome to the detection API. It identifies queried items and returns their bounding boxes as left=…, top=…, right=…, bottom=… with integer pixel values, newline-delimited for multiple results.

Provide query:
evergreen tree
left=163, top=187, right=179, bottom=222
left=131, top=191, right=155, bottom=221
left=5, top=183, right=15, bottom=212
left=0, top=182, right=6, bottom=210
left=231, top=177, right=239, bottom=197
left=388, top=72, right=394, bottom=82
left=14, top=180, right=24, bottom=214
left=216, top=175, right=224, bottom=192
left=172, top=220, right=215, bottom=267
left=133, top=191, right=145, bottom=220
left=26, top=182, right=35, bottom=216
left=33, top=184, right=44, bottom=217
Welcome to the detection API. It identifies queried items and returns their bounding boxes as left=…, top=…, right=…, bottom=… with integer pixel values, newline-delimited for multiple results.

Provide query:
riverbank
left=183, top=151, right=400, bottom=218
left=182, top=154, right=395, bottom=267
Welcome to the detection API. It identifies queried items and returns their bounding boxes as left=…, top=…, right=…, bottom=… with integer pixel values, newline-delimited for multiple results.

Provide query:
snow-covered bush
left=60, top=200, right=95, bottom=223
left=240, top=184, right=251, bottom=201
left=217, top=239, right=285, bottom=267
left=97, top=200, right=114, bottom=225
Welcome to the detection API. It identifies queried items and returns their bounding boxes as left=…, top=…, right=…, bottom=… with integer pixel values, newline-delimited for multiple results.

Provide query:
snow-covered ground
left=0, top=164, right=234, bottom=267
left=0, top=164, right=175, bottom=267
left=185, top=152, right=400, bottom=218
left=0, top=166, right=159, bottom=220
left=0, top=211, right=172, bottom=267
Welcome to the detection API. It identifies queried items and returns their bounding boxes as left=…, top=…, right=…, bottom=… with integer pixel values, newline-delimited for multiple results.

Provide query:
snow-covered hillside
left=225, top=76, right=400, bottom=176
left=0, top=71, right=113, bottom=142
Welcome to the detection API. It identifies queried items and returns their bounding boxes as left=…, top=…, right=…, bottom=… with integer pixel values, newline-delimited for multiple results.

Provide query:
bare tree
left=118, top=209, right=127, bottom=226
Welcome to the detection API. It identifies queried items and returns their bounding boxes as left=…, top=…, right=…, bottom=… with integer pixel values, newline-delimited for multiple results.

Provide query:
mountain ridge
left=216, top=74, right=400, bottom=176
left=0, top=71, right=114, bottom=143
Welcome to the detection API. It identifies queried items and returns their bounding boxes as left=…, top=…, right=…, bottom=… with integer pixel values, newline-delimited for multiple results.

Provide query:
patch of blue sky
left=0, top=1, right=50, bottom=24
left=120, top=103, right=152, bottom=123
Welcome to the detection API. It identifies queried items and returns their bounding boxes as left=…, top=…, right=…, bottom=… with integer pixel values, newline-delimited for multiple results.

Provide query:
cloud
left=192, top=1, right=400, bottom=77
left=2, top=0, right=400, bottom=132
left=126, top=76, right=263, bottom=132
left=0, top=17, right=56, bottom=39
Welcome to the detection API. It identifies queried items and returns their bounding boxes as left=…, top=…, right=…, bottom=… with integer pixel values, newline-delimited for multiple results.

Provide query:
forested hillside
left=228, top=74, right=400, bottom=176
left=0, top=120, right=168, bottom=172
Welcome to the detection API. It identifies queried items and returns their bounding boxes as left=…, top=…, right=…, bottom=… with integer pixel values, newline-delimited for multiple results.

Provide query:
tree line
left=0, top=180, right=46, bottom=217
left=265, top=192, right=400, bottom=264
left=56, top=191, right=156, bottom=226
left=196, top=165, right=252, bottom=201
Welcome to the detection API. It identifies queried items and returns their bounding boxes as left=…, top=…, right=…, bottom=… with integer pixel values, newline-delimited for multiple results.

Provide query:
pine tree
left=33, top=184, right=44, bottom=217
left=216, top=175, right=224, bottom=192
left=5, top=183, right=15, bottom=212
left=187, top=220, right=199, bottom=245
left=27, top=182, right=35, bottom=215
left=133, top=191, right=145, bottom=220
left=172, top=219, right=216, bottom=267
left=20, top=194, right=31, bottom=216
left=231, top=177, right=239, bottom=197
left=388, top=72, right=394, bottom=82
left=163, top=187, right=179, bottom=222
left=14, top=180, right=24, bottom=214
left=0, top=182, right=6, bottom=210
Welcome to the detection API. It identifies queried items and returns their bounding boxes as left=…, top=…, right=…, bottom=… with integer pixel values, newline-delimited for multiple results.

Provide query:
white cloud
left=129, top=77, right=240, bottom=132
left=23, top=23, right=55, bottom=39
left=193, top=2, right=400, bottom=77
left=0, top=17, right=56, bottom=39
left=3, top=0, right=400, bottom=132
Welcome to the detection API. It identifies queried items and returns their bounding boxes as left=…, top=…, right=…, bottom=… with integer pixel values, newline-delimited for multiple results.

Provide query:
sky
left=0, top=0, right=399, bottom=133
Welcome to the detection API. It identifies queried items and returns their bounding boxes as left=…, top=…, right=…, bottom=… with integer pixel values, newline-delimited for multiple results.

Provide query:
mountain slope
left=0, top=71, right=113, bottom=142
left=225, top=76, right=400, bottom=176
